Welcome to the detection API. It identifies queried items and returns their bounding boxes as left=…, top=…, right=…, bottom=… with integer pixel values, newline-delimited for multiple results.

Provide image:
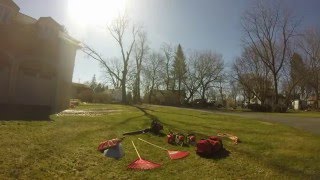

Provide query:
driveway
left=212, top=111, right=320, bottom=135
left=148, top=105, right=320, bottom=135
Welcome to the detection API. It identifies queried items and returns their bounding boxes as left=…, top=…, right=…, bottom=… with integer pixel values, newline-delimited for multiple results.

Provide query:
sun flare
left=68, top=0, right=126, bottom=26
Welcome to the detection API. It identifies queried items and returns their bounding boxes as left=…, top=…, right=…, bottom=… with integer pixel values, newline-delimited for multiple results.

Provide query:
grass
left=0, top=104, right=319, bottom=179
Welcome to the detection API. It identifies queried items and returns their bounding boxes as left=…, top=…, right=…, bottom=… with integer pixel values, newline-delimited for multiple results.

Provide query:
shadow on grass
left=198, top=148, right=231, bottom=160
left=116, top=115, right=145, bottom=125
left=134, top=105, right=160, bottom=121
left=0, top=115, right=52, bottom=121
left=129, top=105, right=166, bottom=137
left=0, top=104, right=52, bottom=121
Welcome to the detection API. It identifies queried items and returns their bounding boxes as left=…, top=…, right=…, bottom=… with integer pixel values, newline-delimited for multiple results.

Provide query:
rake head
left=167, top=150, right=189, bottom=160
left=128, top=158, right=161, bottom=170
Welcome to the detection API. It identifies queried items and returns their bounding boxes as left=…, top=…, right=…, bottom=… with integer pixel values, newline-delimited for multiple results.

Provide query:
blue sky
left=14, top=0, right=320, bottom=83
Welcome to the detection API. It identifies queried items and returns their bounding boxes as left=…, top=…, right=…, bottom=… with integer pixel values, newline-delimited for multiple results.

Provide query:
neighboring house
left=104, top=88, right=122, bottom=103
left=0, top=0, right=80, bottom=119
left=248, top=94, right=286, bottom=108
left=71, top=83, right=93, bottom=102
left=292, top=99, right=308, bottom=110
left=145, top=90, right=186, bottom=105
left=307, top=95, right=320, bottom=108
left=264, top=94, right=286, bottom=106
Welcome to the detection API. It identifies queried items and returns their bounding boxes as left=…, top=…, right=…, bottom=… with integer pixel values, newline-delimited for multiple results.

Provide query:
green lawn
left=0, top=104, right=319, bottom=179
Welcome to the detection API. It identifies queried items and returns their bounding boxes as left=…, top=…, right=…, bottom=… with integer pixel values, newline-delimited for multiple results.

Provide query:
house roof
left=59, top=32, right=81, bottom=48
left=15, top=13, right=37, bottom=24
left=0, top=0, right=20, bottom=11
left=37, top=17, right=63, bottom=30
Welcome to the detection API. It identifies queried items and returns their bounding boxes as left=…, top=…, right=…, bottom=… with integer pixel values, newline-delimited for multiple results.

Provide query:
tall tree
left=133, top=31, right=149, bottom=103
left=229, top=78, right=241, bottom=106
left=143, top=52, right=165, bottom=103
left=173, top=44, right=187, bottom=103
left=183, top=51, right=201, bottom=102
left=161, top=42, right=174, bottom=90
left=241, top=0, right=300, bottom=110
left=82, top=14, right=140, bottom=104
left=299, top=28, right=320, bottom=108
left=196, top=51, right=224, bottom=101
left=232, top=46, right=271, bottom=105
left=89, top=74, right=97, bottom=90
left=281, top=53, right=307, bottom=104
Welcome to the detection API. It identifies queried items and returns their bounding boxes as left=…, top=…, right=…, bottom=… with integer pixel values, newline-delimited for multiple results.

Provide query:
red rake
left=138, top=138, right=189, bottom=160
left=128, top=141, right=161, bottom=170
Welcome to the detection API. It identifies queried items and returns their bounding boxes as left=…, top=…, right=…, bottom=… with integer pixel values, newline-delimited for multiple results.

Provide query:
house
left=104, top=88, right=122, bottom=103
left=307, top=95, right=320, bottom=109
left=144, top=90, right=186, bottom=105
left=292, top=99, right=308, bottom=110
left=0, top=0, right=80, bottom=119
left=71, top=83, right=93, bottom=102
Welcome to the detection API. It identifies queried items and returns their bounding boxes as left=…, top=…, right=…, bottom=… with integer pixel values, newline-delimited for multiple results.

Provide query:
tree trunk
left=137, top=74, right=141, bottom=102
left=121, top=69, right=127, bottom=104
left=133, top=69, right=141, bottom=103
left=148, top=79, right=155, bottom=103
left=315, top=88, right=319, bottom=109
left=201, top=86, right=206, bottom=100
left=273, top=74, right=279, bottom=110
left=178, top=78, right=181, bottom=104
left=219, top=85, right=223, bottom=104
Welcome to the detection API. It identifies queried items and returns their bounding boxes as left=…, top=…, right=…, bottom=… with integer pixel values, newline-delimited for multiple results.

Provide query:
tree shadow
left=130, top=105, right=166, bottom=137
left=134, top=105, right=160, bottom=121
left=0, top=114, right=52, bottom=121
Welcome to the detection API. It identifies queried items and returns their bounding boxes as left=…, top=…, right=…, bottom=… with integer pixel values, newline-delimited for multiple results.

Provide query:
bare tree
left=100, top=57, right=122, bottom=88
left=143, top=51, right=165, bottom=103
left=82, top=44, right=122, bottom=87
left=183, top=51, right=201, bottom=102
left=108, top=15, right=140, bottom=103
left=196, top=51, right=224, bottom=101
left=281, top=52, right=307, bottom=105
left=161, top=42, right=174, bottom=90
left=241, top=0, right=300, bottom=109
left=82, top=14, right=140, bottom=104
left=299, top=28, right=320, bottom=108
left=133, top=31, right=149, bottom=103
left=229, top=78, right=241, bottom=107
left=232, top=46, right=271, bottom=105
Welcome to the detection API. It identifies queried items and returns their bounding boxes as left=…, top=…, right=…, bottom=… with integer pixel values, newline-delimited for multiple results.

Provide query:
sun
left=68, top=0, right=126, bottom=27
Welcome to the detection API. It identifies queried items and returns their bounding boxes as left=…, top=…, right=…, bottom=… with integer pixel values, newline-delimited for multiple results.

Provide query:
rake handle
left=138, top=138, right=168, bottom=151
left=131, top=141, right=141, bottom=159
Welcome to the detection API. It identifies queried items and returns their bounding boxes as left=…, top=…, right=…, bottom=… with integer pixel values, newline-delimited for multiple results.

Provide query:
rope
left=138, top=138, right=168, bottom=151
